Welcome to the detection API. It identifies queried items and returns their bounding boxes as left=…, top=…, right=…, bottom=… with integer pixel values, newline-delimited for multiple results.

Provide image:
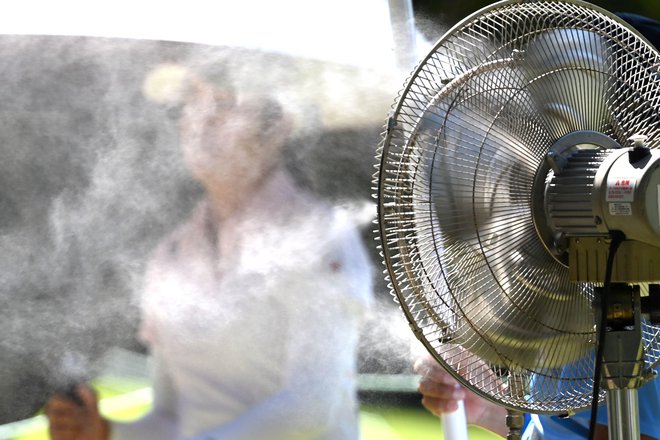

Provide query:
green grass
left=0, top=381, right=503, bottom=440
left=361, top=405, right=502, bottom=440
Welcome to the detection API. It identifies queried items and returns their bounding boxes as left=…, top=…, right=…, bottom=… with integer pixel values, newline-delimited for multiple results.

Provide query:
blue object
left=525, top=377, right=660, bottom=439
left=616, top=12, right=660, bottom=49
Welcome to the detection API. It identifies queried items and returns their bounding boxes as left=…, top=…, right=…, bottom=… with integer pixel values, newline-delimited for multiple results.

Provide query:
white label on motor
left=606, top=177, right=636, bottom=202
left=609, top=202, right=632, bottom=216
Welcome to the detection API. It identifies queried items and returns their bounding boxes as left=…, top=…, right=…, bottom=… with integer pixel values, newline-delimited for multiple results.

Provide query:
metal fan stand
left=505, top=283, right=650, bottom=440
left=505, top=410, right=525, bottom=440
left=374, top=2, right=660, bottom=439
left=600, top=283, right=645, bottom=440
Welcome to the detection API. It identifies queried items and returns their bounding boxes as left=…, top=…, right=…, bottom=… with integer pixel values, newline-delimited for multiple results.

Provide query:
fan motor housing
left=536, top=131, right=660, bottom=282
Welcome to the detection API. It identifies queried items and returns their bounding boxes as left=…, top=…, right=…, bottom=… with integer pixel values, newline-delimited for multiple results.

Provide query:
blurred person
left=45, top=65, right=373, bottom=440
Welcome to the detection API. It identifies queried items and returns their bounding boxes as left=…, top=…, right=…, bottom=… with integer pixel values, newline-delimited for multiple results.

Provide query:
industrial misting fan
left=375, top=1, right=660, bottom=439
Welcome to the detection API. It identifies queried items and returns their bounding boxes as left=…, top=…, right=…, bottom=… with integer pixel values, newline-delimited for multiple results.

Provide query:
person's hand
left=414, top=353, right=507, bottom=436
left=45, top=385, right=110, bottom=440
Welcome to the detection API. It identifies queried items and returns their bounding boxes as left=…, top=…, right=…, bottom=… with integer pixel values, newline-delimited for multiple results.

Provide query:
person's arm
left=413, top=353, right=508, bottom=437
left=415, top=354, right=659, bottom=440
left=45, top=348, right=179, bottom=440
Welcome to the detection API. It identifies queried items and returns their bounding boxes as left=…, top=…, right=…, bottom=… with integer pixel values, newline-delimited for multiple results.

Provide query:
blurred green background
left=2, top=387, right=503, bottom=440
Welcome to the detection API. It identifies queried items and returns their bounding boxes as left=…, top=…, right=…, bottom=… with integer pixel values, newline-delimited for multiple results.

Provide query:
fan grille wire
left=376, top=0, right=660, bottom=413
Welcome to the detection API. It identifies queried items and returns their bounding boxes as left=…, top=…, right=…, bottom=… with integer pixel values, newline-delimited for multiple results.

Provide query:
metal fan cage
left=376, top=0, right=660, bottom=413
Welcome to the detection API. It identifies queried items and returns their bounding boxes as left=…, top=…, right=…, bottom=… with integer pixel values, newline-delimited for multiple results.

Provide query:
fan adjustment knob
left=628, top=134, right=651, bottom=164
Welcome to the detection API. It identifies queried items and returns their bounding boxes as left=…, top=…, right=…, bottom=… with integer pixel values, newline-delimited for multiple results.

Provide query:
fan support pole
left=599, top=284, right=644, bottom=440
left=505, top=410, right=525, bottom=440
left=606, top=388, right=640, bottom=440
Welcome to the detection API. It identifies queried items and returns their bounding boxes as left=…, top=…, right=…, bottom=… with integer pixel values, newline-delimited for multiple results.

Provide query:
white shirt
left=112, top=171, right=373, bottom=440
